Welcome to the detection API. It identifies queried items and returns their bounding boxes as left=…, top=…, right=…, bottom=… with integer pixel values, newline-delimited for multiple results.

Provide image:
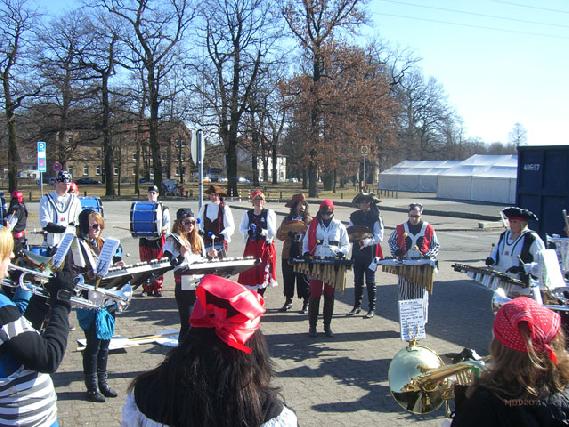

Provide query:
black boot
left=97, top=349, right=117, bottom=398
left=300, top=298, right=309, bottom=314
left=279, top=298, right=293, bottom=312
left=323, top=295, right=335, bottom=337
left=364, top=282, right=376, bottom=319
left=348, top=283, right=363, bottom=315
left=308, top=297, right=320, bottom=337
left=83, top=352, right=105, bottom=402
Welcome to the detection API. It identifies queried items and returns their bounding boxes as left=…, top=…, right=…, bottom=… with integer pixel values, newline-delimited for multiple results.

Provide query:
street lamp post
left=361, top=145, right=369, bottom=192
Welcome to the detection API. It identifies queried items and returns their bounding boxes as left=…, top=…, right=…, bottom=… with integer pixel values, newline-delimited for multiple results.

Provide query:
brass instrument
left=289, top=257, right=352, bottom=291
left=372, top=257, right=437, bottom=293
left=389, top=341, right=485, bottom=415
left=5, top=264, right=132, bottom=311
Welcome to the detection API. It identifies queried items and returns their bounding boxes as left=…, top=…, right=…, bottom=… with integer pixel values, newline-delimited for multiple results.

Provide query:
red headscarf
left=494, top=297, right=561, bottom=364
left=190, top=275, right=265, bottom=354
left=250, top=189, right=265, bottom=201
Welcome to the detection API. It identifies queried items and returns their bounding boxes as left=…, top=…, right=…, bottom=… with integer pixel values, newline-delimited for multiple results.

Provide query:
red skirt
left=238, top=239, right=277, bottom=289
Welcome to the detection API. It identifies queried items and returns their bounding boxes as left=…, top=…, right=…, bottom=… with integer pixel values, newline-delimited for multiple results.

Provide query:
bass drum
left=130, top=201, right=163, bottom=238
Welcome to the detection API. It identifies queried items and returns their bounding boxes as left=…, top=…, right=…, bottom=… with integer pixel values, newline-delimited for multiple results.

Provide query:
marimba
left=451, top=263, right=527, bottom=296
left=103, top=258, right=174, bottom=289
left=289, top=257, right=352, bottom=291
left=371, top=257, right=437, bottom=293
left=176, top=256, right=259, bottom=277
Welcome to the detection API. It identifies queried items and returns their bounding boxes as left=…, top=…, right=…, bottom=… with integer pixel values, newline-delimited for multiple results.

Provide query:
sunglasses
left=408, top=214, right=421, bottom=218
left=181, top=219, right=196, bottom=225
left=90, top=223, right=101, bottom=229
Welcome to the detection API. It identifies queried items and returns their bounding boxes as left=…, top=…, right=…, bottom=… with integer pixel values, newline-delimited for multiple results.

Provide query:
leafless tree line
left=0, top=0, right=516, bottom=195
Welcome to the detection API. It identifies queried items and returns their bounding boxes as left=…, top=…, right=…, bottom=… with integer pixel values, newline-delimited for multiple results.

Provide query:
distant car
left=219, top=177, right=228, bottom=183
left=238, top=176, right=251, bottom=184
left=138, top=177, right=153, bottom=184
left=74, top=177, right=101, bottom=185
left=288, top=177, right=299, bottom=183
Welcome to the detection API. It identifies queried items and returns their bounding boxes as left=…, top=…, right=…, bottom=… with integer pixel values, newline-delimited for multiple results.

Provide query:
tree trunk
left=226, top=142, right=238, bottom=197
left=271, top=143, right=277, bottom=184
left=6, top=111, right=17, bottom=193
left=308, top=149, right=318, bottom=197
left=322, top=171, right=334, bottom=191
left=102, top=74, right=115, bottom=196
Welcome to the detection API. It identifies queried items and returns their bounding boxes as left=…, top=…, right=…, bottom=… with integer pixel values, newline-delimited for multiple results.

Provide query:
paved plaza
left=24, top=197, right=506, bottom=426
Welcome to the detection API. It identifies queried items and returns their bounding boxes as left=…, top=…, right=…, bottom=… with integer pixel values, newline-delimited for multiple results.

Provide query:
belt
left=13, top=231, right=25, bottom=239
left=317, top=240, right=339, bottom=246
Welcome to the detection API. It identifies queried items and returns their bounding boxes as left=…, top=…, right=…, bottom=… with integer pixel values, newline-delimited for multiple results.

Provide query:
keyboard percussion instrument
left=175, top=256, right=259, bottom=277
left=289, top=257, right=352, bottom=291
left=372, top=257, right=437, bottom=293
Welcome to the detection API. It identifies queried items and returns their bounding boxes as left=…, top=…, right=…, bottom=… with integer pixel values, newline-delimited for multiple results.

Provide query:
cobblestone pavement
left=23, top=199, right=502, bottom=426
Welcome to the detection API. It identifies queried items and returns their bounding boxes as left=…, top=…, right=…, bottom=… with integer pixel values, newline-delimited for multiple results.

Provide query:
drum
left=130, top=201, right=163, bottom=238
left=28, top=244, right=51, bottom=257
left=80, top=196, right=104, bottom=217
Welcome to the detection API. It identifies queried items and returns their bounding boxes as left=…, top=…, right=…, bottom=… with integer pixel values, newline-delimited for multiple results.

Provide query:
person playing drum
left=276, top=193, right=311, bottom=314
left=302, top=199, right=350, bottom=338
left=197, top=184, right=235, bottom=258
left=347, top=192, right=384, bottom=319
left=238, top=189, right=277, bottom=295
left=163, top=208, right=206, bottom=342
left=138, top=185, right=170, bottom=297
left=486, top=207, right=544, bottom=298
left=39, top=170, right=82, bottom=251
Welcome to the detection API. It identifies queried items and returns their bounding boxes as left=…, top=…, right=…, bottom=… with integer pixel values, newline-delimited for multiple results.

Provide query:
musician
left=121, top=275, right=298, bottom=427
left=302, top=199, right=350, bottom=338
left=388, top=202, right=439, bottom=323
left=197, top=184, right=235, bottom=257
left=68, top=181, right=80, bottom=196
left=276, top=193, right=311, bottom=313
left=451, top=297, right=569, bottom=427
left=69, top=209, right=123, bottom=403
left=138, top=185, right=170, bottom=297
left=347, top=192, right=384, bottom=319
left=486, top=207, right=544, bottom=296
left=5, top=191, right=28, bottom=256
left=39, top=170, right=81, bottom=250
left=163, top=208, right=206, bottom=342
left=0, top=227, right=74, bottom=426
left=238, top=189, right=277, bottom=295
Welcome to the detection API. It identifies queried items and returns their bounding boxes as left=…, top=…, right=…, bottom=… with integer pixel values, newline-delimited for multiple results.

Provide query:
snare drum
left=130, top=201, right=163, bottom=238
left=80, top=196, right=104, bottom=217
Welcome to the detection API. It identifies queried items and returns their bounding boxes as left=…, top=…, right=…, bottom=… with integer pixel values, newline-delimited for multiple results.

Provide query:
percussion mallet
left=208, top=232, right=216, bottom=253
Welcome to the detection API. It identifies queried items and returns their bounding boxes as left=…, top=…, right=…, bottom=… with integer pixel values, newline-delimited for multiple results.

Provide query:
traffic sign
left=37, top=141, right=47, bottom=172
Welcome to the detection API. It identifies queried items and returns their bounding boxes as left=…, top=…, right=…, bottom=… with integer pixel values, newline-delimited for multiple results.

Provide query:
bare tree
left=509, top=122, right=528, bottom=146
left=97, top=0, right=194, bottom=192
left=189, top=0, right=281, bottom=196
left=0, top=0, right=40, bottom=191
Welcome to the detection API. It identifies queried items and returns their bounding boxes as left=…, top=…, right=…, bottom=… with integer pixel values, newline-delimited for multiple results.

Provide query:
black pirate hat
left=502, top=207, right=538, bottom=222
left=352, top=192, right=381, bottom=207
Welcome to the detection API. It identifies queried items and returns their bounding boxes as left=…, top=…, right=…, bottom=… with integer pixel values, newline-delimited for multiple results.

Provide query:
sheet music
left=398, top=298, right=426, bottom=342
left=96, top=238, right=120, bottom=277
left=53, top=233, right=74, bottom=269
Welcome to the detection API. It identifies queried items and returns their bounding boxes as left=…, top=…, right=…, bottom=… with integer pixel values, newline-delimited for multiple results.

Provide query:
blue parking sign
left=37, top=141, right=46, bottom=172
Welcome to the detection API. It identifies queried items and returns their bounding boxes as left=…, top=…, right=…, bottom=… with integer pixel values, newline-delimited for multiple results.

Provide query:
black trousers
left=281, top=259, right=309, bottom=301
left=175, top=281, right=196, bottom=343
left=353, top=255, right=376, bottom=309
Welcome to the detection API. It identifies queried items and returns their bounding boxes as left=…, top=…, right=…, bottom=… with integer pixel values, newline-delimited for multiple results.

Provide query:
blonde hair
left=172, top=220, right=203, bottom=255
left=89, top=212, right=106, bottom=251
left=0, top=227, right=14, bottom=260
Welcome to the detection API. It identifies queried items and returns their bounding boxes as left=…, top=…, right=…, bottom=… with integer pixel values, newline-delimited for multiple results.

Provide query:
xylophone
left=103, top=258, right=174, bottom=289
left=289, top=257, right=352, bottom=291
left=176, top=256, right=259, bottom=277
left=372, top=257, right=437, bottom=293
left=451, top=263, right=527, bottom=296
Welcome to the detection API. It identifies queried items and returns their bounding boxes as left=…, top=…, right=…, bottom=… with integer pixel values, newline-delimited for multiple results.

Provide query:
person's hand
left=394, top=248, right=404, bottom=258
left=506, top=265, right=522, bottom=274
left=303, top=252, right=311, bottom=260
left=114, top=260, right=125, bottom=267
left=207, top=248, right=218, bottom=258
left=485, top=257, right=495, bottom=266
left=47, top=271, right=75, bottom=307
left=170, top=256, right=182, bottom=267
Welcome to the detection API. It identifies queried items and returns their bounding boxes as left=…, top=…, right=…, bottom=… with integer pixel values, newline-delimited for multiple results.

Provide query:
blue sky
left=38, top=0, right=569, bottom=146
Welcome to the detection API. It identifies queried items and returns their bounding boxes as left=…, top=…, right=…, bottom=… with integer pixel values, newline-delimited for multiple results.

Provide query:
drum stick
left=113, top=225, right=131, bottom=232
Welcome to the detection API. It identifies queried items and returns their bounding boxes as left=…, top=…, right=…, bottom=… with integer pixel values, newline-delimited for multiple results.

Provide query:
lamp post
left=361, top=145, right=369, bottom=191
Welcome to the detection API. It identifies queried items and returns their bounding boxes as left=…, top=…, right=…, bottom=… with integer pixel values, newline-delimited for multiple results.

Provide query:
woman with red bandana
left=121, top=275, right=298, bottom=426
left=450, top=297, right=569, bottom=426
left=486, top=207, right=545, bottom=298
left=237, top=190, right=277, bottom=295
left=302, top=199, right=350, bottom=338
left=5, top=191, right=28, bottom=256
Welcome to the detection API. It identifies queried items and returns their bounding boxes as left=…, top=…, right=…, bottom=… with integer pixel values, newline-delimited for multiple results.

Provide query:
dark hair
left=408, top=202, right=423, bottom=213
left=129, top=328, right=279, bottom=426
left=289, top=200, right=310, bottom=222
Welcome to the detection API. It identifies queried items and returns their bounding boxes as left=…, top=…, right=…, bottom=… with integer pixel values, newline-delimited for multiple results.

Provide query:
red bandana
left=494, top=297, right=560, bottom=364
left=190, top=275, right=265, bottom=354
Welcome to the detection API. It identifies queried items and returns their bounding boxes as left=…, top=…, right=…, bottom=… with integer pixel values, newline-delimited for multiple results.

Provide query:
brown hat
left=205, top=184, right=227, bottom=197
left=285, top=193, right=306, bottom=208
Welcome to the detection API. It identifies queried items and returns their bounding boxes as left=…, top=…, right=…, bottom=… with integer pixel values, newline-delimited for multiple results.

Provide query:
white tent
left=379, top=160, right=460, bottom=192
left=437, top=154, right=517, bottom=203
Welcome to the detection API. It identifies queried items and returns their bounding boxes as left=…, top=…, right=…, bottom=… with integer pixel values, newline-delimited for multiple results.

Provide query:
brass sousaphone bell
left=388, top=341, right=484, bottom=415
